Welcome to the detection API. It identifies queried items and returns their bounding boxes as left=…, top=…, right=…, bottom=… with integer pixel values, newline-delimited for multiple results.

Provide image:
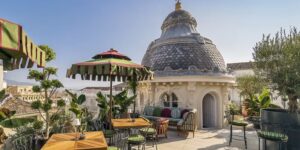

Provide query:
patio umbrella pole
left=109, top=73, right=113, bottom=129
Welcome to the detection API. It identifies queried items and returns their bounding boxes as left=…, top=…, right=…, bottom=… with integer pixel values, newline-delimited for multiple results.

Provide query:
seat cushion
left=168, top=118, right=182, bottom=123
left=139, top=127, right=156, bottom=135
left=258, top=131, right=288, bottom=142
left=230, top=120, right=248, bottom=126
left=161, top=108, right=171, bottom=117
left=128, top=134, right=145, bottom=144
left=108, top=146, right=118, bottom=150
left=171, top=108, right=181, bottom=119
left=177, top=120, right=184, bottom=126
left=153, top=107, right=162, bottom=117
left=104, top=130, right=115, bottom=138
left=142, top=115, right=160, bottom=121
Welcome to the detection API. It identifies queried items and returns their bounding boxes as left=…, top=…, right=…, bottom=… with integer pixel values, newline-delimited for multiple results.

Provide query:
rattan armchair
left=177, top=109, right=197, bottom=138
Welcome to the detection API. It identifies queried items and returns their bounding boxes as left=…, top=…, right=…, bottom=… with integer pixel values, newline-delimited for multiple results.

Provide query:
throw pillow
left=161, top=108, right=171, bottom=118
left=182, top=112, right=189, bottom=120
left=153, top=107, right=162, bottom=117
left=171, top=108, right=181, bottom=119
left=181, top=109, right=189, bottom=118
left=144, top=106, right=154, bottom=116
left=143, top=106, right=149, bottom=115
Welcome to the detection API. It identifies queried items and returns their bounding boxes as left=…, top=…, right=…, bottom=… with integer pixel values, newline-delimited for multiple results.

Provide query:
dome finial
left=175, top=0, right=182, bottom=11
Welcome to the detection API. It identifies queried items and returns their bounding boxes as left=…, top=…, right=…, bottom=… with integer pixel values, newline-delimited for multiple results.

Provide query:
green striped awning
left=0, top=18, right=46, bottom=70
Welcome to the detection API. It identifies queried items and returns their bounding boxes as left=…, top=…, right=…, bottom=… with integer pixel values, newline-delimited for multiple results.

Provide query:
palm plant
left=65, top=90, right=89, bottom=132
left=95, top=92, right=110, bottom=123
left=96, top=89, right=136, bottom=122
left=245, top=88, right=281, bottom=116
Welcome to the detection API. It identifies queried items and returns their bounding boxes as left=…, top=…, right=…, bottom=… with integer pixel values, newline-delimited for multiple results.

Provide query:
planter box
left=261, top=109, right=300, bottom=150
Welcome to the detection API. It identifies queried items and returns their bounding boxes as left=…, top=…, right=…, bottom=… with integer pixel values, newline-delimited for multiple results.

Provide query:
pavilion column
left=221, top=85, right=230, bottom=127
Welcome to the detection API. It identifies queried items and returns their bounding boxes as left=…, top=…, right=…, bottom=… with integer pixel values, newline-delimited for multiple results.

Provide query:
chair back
left=114, top=136, right=128, bottom=150
left=12, top=134, right=34, bottom=150
left=225, top=110, right=235, bottom=124
left=181, top=109, right=197, bottom=131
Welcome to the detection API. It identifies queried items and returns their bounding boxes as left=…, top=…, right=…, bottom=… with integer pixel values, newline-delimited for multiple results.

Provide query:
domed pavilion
left=137, top=1, right=235, bottom=129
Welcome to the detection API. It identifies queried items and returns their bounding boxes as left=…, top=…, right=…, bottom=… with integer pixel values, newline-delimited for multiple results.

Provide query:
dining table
left=111, top=118, right=151, bottom=129
left=41, top=131, right=108, bottom=150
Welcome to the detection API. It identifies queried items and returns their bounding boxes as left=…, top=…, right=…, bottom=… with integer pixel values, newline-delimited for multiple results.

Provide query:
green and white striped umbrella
left=67, top=48, right=153, bottom=121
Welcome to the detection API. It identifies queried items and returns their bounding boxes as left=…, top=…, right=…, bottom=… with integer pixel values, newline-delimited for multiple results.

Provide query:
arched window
left=160, top=92, right=178, bottom=108
left=171, top=93, right=178, bottom=107
left=140, top=93, right=144, bottom=107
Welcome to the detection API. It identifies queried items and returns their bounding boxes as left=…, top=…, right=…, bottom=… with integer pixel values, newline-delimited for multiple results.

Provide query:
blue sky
left=2, top=0, right=300, bottom=88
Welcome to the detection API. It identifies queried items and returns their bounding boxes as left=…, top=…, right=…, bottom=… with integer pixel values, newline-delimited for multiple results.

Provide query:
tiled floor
left=142, top=127, right=258, bottom=150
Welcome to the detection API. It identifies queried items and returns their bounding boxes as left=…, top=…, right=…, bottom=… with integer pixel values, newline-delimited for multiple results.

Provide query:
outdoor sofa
left=141, top=106, right=197, bottom=137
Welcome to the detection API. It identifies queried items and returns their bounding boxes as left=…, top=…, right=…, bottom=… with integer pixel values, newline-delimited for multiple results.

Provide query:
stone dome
left=142, top=2, right=226, bottom=76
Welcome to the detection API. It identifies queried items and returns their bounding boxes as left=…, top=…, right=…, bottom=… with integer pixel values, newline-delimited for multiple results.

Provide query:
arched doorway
left=202, top=94, right=216, bottom=128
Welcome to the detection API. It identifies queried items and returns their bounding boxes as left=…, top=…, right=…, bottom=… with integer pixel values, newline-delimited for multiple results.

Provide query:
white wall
left=0, top=62, right=4, bottom=90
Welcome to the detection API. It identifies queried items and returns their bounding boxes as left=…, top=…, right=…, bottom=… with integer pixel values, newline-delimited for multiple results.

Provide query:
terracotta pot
left=241, top=105, right=248, bottom=117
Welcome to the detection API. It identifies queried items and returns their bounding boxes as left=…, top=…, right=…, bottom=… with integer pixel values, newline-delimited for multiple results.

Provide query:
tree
left=28, top=45, right=65, bottom=139
left=236, top=75, right=267, bottom=100
left=253, top=27, right=300, bottom=112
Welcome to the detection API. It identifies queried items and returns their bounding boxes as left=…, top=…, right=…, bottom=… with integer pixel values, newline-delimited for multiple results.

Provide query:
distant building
left=77, top=83, right=128, bottom=118
left=0, top=61, right=7, bottom=90
left=6, top=85, right=44, bottom=102
left=227, top=62, right=254, bottom=77
left=0, top=95, right=40, bottom=119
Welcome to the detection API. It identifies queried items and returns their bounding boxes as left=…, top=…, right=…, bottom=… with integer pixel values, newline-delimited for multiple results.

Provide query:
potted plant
left=236, top=75, right=267, bottom=117
left=245, top=88, right=280, bottom=129
left=65, top=90, right=88, bottom=139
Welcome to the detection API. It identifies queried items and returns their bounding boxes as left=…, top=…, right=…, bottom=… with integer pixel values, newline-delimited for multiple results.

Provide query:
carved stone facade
left=138, top=76, right=234, bottom=129
left=6, top=85, right=45, bottom=103
left=138, top=3, right=235, bottom=129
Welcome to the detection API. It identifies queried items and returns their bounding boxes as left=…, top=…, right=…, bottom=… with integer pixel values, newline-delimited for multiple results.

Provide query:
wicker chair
left=177, top=109, right=197, bottom=138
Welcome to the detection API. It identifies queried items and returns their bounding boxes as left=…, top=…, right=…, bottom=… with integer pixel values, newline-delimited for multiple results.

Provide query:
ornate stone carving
left=187, top=82, right=196, bottom=91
